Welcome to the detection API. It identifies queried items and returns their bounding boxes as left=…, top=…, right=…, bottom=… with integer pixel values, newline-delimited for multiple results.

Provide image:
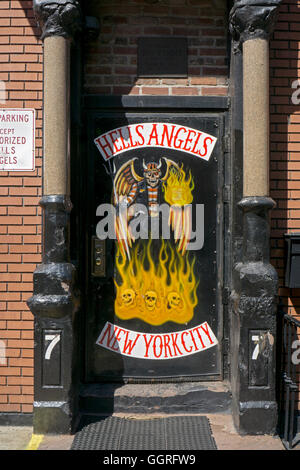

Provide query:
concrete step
left=79, top=381, right=232, bottom=415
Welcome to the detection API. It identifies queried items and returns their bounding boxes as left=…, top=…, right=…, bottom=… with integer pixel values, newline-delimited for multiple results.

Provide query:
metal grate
left=71, top=415, right=217, bottom=450
left=278, top=310, right=300, bottom=450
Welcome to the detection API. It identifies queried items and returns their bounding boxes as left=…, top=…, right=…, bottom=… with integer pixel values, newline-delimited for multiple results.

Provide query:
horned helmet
left=143, top=159, right=162, bottom=188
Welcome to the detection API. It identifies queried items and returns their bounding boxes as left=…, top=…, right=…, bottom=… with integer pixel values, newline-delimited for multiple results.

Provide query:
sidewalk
left=0, top=413, right=289, bottom=451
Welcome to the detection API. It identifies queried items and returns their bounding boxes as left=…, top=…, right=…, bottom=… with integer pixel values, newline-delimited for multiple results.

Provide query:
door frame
left=72, top=95, right=231, bottom=384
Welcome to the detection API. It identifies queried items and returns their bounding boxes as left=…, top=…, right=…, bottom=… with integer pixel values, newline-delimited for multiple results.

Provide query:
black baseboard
left=0, top=412, right=33, bottom=426
left=79, top=382, right=232, bottom=415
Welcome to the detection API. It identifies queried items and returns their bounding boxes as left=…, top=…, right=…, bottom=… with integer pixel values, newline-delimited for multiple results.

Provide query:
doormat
left=71, top=415, right=217, bottom=450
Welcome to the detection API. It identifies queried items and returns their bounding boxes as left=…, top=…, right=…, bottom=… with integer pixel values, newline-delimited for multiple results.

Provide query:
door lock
left=91, top=236, right=106, bottom=277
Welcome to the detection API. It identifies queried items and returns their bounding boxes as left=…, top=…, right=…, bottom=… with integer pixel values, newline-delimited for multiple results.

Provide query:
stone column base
left=27, top=196, right=80, bottom=434
left=230, top=197, right=278, bottom=435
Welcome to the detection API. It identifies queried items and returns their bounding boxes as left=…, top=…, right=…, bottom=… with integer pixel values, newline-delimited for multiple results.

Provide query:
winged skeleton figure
left=112, top=157, right=193, bottom=258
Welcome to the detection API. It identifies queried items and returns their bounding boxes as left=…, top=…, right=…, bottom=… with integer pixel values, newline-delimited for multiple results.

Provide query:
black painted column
left=27, top=1, right=81, bottom=434
left=229, top=0, right=282, bottom=434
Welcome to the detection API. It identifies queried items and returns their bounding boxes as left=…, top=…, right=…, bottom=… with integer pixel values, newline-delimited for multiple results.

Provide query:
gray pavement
left=0, top=426, right=33, bottom=451
left=0, top=413, right=291, bottom=450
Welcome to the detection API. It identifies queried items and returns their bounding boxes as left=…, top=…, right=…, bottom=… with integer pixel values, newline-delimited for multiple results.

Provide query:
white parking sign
left=0, top=108, right=35, bottom=171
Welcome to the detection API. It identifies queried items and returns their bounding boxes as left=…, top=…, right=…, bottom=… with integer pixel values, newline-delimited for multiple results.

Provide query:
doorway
left=79, top=96, right=228, bottom=384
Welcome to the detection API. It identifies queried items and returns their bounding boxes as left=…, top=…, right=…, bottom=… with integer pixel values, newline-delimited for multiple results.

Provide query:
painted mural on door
left=86, top=114, right=221, bottom=380
left=92, top=121, right=219, bottom=363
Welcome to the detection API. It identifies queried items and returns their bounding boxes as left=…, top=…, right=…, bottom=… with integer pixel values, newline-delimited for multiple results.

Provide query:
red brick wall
left=84, top=0, right=229, bottom=96
left=0, top=1, right=42, bottom=414
left=270, top=0, right=300, bottom=321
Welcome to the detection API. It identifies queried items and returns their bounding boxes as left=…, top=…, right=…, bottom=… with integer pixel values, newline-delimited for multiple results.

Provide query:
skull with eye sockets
left=144, top=290, right=157, bottom=311
left=121, top=288, right=135, bottom=307
left=167, top=292, right=182, bottom=309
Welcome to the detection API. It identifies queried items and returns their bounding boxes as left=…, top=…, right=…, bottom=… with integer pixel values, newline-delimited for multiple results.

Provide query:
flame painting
left=114, top=239, right=198, bottom=326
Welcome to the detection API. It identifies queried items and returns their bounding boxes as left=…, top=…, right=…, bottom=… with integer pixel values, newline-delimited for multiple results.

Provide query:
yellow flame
left=114, top=239, right=198, bottom=325
left=163, top=165, right=194, bottom=207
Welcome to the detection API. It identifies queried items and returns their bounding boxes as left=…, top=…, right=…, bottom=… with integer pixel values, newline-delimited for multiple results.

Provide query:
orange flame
left=114, top=239, right=198, bottom=326
left=163, top=165, right=194, bottom=207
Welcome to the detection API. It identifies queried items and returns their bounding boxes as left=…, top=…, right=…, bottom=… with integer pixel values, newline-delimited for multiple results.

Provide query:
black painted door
left=84, top=109, right=224, bottom=382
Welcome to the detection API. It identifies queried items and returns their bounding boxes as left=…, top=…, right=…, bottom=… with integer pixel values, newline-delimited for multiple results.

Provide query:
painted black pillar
left=229, top=0, right=282, bottom=435
left=27, top=1, right=82, bottom=434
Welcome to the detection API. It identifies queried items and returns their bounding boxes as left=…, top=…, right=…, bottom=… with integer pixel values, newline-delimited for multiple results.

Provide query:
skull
left=143, top=161, right=162, bottom=188
left=144, top=290, right=157, bottom=311
left=121, top=289, right=135, bottom=307
left=167, top=292, right=182, bottom=309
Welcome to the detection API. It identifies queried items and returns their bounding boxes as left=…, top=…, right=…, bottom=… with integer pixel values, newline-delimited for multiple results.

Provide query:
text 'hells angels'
left=94, top=122, right=217, bottom=162
left=96, top=321, right=218, bottom=360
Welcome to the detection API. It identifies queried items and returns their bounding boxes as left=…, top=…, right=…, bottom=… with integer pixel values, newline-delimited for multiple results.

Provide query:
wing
left=161, top=157, right=180, bottom=181
left=114, top=158, right=143, bottom=205
left=113, top=158, right=143, bottom=258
